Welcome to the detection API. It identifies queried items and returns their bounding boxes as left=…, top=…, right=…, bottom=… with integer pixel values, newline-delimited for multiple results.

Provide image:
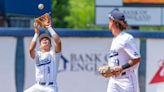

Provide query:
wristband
left=122, top=63, right=131, bottom=70
left=32, top=33, right=38, bottom=42
left=47, top=27, right=57, bottom=36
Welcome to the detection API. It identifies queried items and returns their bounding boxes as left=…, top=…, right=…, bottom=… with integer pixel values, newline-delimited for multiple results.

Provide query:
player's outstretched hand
left=33, top=21, right=40, bottom=34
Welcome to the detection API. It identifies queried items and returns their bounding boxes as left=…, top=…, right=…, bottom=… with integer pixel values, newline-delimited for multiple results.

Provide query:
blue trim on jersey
left=109, top=53, right=119, bottom=58
left=36, top=61, right=51, bottom=67
left=0, top=28, right=164, bottom=38
left=108, top=50, right=119, bottom=58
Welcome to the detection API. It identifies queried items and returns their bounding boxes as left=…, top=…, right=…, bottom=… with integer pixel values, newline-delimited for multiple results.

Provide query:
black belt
left=39, top=82, right=53, bottom=85
left=121, top=72, right=126, bottom=76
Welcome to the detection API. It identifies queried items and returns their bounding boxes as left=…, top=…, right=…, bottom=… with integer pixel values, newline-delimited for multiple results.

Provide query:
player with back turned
left=24, top=14, right=62, bottom=92
left=98, top=9, right=141, bottom=92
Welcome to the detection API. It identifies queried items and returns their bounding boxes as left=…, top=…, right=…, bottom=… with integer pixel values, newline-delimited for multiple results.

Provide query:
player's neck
left=111, top=28, right=121, bottom=37
left=40, top=48, right=50, bottom=53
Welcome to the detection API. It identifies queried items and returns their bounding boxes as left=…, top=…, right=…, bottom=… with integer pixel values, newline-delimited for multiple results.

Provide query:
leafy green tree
left=52, top=0, right=107, bottom=30
left=52, top=0, right=69, bottom=28
left=140, top=26, right=164, bottom=31
left=65, top=0, right=94, bottom=29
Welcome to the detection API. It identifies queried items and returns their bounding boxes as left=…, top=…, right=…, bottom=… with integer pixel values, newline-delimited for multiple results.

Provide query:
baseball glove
left=98, top=65, right=115, bottom=78
left=35, top=13, right=51, bottom=28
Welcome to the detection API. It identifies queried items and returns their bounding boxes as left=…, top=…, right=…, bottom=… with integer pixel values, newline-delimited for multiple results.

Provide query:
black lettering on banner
left=70, top=53, right=79, bottom=71
left=123, top=10, right=151, bottom=21
left=70, top=53, right=108, bottom=73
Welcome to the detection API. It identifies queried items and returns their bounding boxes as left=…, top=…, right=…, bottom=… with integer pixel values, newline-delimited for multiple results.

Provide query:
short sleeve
left=55, top=52, right=62, bottom=62
left=49, top=50, right=62, bottom=62
left=123, top=38, right=141, bottom=59
left=34, top=50, right=40, bottom=64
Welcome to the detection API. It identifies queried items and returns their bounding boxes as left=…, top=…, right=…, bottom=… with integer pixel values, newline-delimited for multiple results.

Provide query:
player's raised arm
left=40, top=14, right=62, bottom=53
left=29, top=21, right=40, bottom=59
left=47, top=26, right=61, bottom=53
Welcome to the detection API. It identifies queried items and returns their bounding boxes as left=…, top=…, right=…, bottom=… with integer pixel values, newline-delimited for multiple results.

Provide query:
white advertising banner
left=57, top=38, right=112, bottom=92
left=96, top=7, right=162, bottom=26
left=146, top=39, right=164, bottom=92
left=96, top=0, right=123, bottom=6
left=24, top=37, right=140, bottom=92
left=0, top=37, right=16, bottom=92
left=162, top=8, right=164, bottom=25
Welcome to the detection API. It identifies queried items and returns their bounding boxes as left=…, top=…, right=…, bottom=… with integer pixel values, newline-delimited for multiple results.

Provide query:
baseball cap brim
left=39, top=33, right=51, bottom=43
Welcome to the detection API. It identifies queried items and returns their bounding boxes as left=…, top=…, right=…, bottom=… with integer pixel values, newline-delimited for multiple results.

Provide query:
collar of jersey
left=114, top=31, right=125, bottom=39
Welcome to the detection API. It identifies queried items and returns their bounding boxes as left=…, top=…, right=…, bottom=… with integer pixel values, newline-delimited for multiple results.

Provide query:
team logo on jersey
left=149, top=60, right=164, bottom=84
left=36, top=56, right=51, bottom=67
left=107, top=50, right=118, bottom=58
left=134, top=52, right=139, bottom=56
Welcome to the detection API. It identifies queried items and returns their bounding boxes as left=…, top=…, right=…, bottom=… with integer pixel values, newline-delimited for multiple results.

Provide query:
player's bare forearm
left=52, top=34, right=62, bottom=53
left=29, top=21, right=40, bottom=59
left=113, top=57, right=141, bottom=75
left=29, top=41, right=36, bottom=59
left=46, top=26, right=62, bottom=53
left=128, top=57, right=141, bottom=66
left=121, top=57, right=141, bottom=71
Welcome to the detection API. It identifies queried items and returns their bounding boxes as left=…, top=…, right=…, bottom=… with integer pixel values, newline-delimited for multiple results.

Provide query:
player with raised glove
left=24, top=13, right=61, bottom=92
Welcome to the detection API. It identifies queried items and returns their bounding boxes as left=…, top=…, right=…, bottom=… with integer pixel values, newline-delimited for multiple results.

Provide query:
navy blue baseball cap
left=109, top=9, right=125, bottom=21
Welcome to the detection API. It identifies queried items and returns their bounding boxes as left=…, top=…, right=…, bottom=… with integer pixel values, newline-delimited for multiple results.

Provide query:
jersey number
left=114, top=59, right=119, bottom=66
left=47, top=66, right=50, bottom=73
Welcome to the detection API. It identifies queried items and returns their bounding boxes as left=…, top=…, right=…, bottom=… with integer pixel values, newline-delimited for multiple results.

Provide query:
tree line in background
left=52, top=0, right=164, bottom=31
left=52, top=0, right=106, bottom=30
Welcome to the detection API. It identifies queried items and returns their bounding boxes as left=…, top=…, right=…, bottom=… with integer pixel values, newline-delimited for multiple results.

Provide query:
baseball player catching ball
left=98, top=9, right=141, bottom=92
left=24, top=13, right=62, bottom=92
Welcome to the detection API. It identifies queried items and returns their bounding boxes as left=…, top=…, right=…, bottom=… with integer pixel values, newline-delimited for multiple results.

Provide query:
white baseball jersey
left=24, top=50, right=61, bottom=92
left=107, top=31, right=140, bottom=67
left=35, top=50, right=59, bottom=83
left=107, top=31, right=141, bottom=92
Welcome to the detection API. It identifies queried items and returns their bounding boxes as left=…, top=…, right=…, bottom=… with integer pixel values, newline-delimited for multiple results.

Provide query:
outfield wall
left=0, top=28, right=164, bottom=92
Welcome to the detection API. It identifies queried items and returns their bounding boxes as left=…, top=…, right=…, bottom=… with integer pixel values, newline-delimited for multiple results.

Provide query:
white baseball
left=38, top=4, right=44, bottom=10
